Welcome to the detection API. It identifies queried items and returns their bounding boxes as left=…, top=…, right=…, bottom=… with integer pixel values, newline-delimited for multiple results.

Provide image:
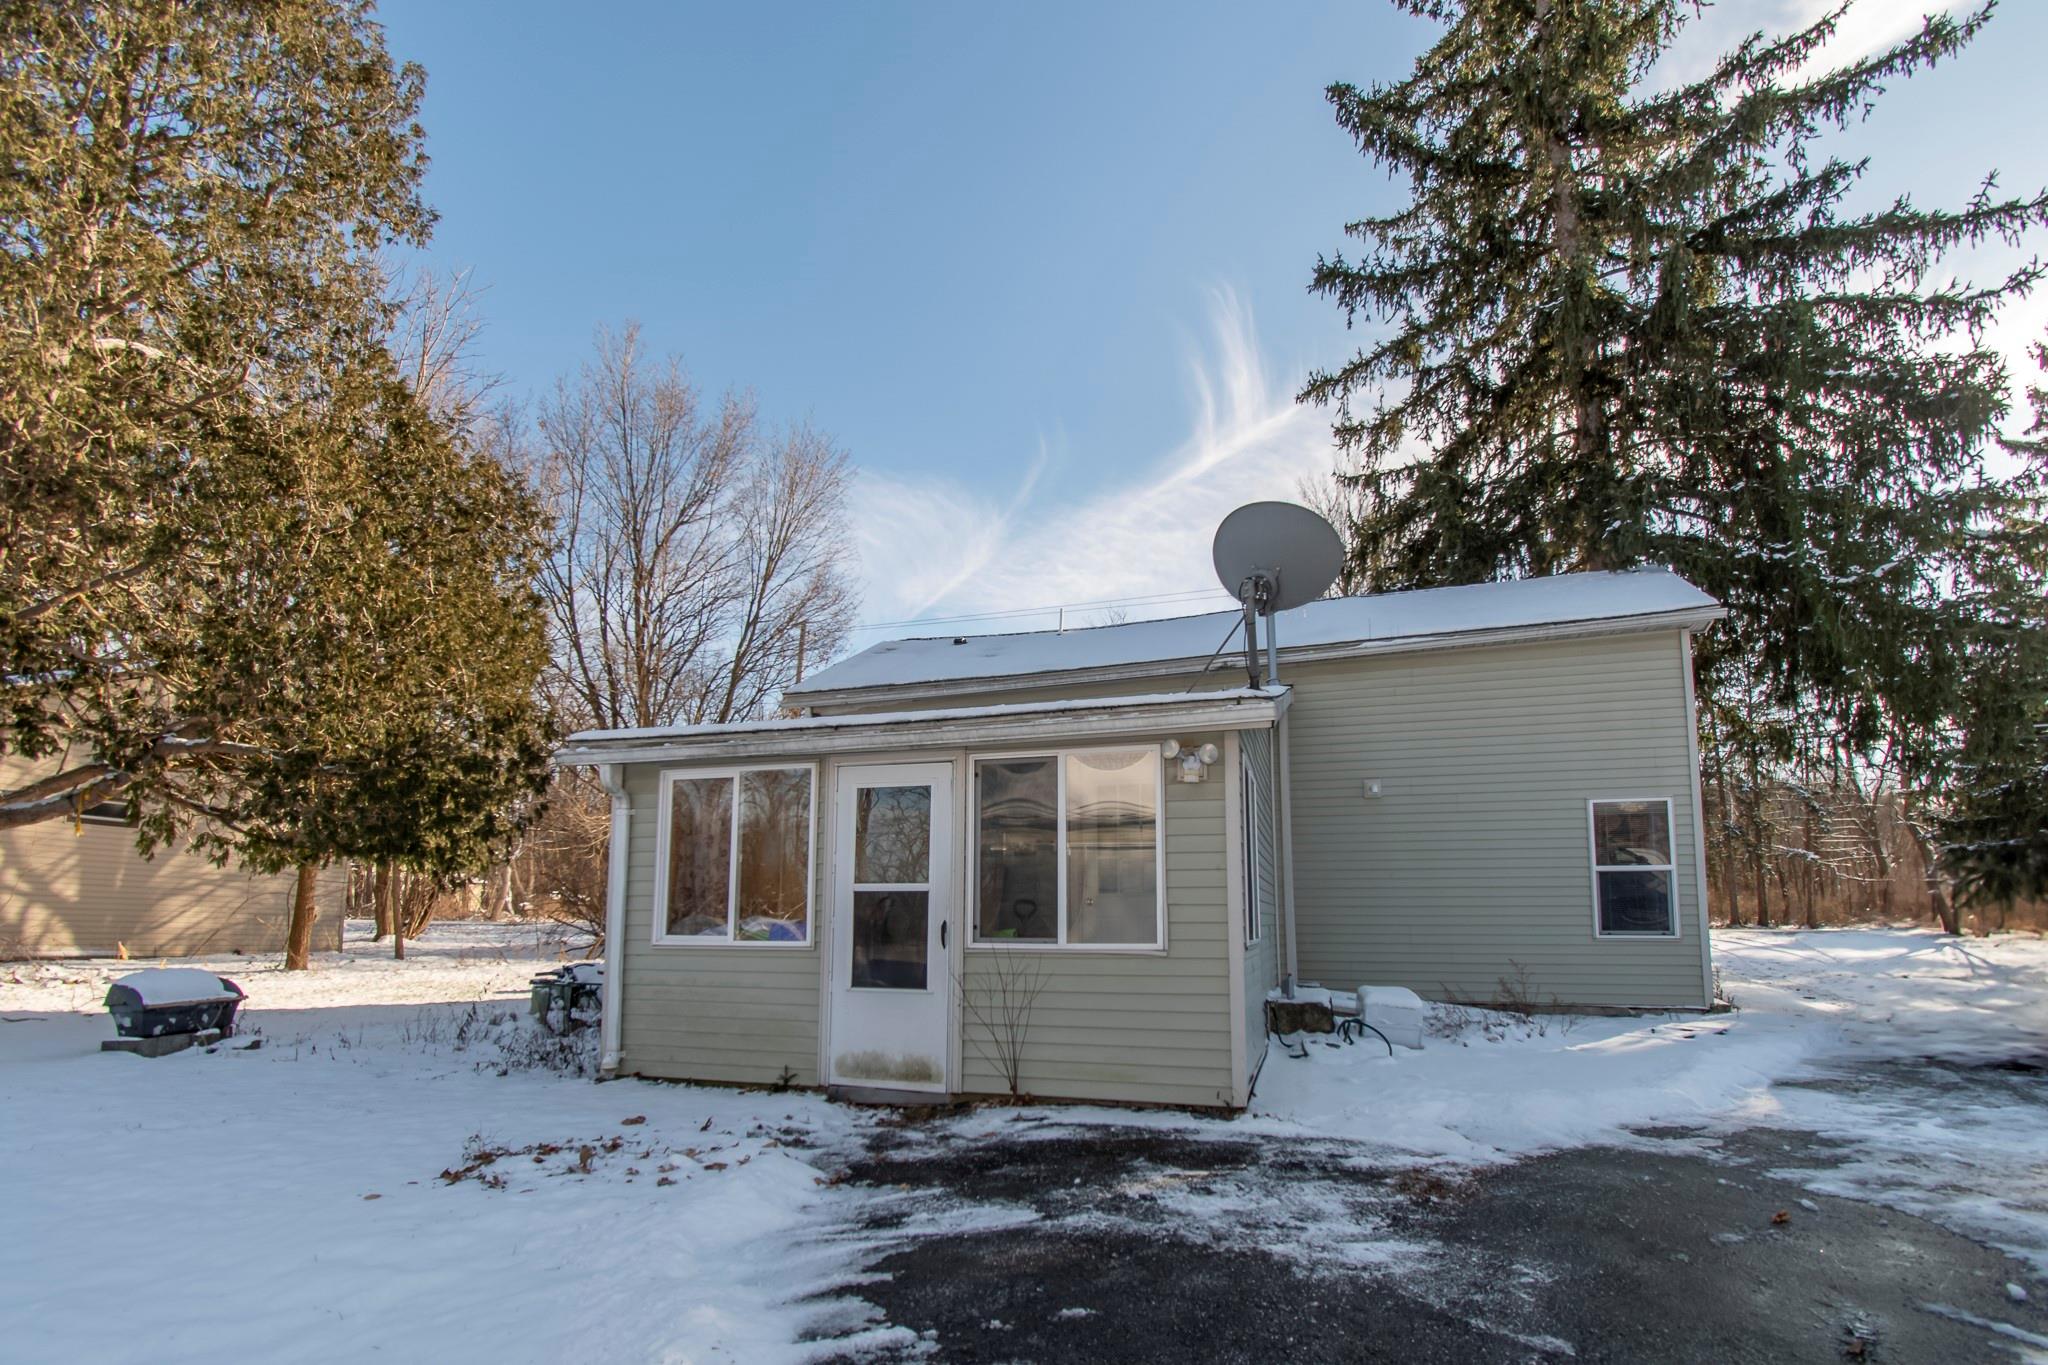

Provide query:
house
left=0, top=757, right=346, bottom=959
left=556, top=567, right=1724, bottom=1110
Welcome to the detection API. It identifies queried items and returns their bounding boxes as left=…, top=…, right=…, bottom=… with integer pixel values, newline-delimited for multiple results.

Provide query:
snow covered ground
left=0, top=922, right=899, bottom=1364
left=1245, top=927, right=2048, bottom=1271
left=2, top=923, right=2044, bottom=1362
left=1256, top=928, right=2047, bottom=1153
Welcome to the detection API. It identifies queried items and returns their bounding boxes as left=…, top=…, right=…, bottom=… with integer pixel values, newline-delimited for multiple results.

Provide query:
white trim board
left=1586, top=796, right=1682, bottom=941
left=649, top=763, right=820, bottom=949
left=558, top=689, right=1287, bottom=768
left=965, top=743, right=1169, bottom=952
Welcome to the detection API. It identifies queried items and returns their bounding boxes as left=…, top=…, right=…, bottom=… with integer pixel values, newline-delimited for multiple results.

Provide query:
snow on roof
left=560, top=686, right=1287, bottom=750
left=792, top=568, right=1720, bottom=699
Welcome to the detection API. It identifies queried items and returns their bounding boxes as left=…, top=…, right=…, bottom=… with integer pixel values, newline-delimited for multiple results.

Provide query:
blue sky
left=379, top=1, right=2047, bottom=642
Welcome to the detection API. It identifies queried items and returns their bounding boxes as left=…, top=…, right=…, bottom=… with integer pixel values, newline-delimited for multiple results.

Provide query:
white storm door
left=828, top=762, right=954, bottom=1092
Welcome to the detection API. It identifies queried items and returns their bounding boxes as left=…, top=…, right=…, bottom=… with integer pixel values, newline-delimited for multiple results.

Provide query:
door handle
left=940, top=921, right=949, bottom=949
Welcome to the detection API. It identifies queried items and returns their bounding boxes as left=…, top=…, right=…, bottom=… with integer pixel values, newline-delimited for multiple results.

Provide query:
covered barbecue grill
left=105, top=969, right=246, bottom=1040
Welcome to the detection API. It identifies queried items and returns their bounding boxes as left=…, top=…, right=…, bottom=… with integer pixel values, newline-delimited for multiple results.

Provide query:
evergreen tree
left=1, top=0, right=431, bottom=821
left=0, top=1, right=554, bottom=964
left=1303, top=0, right=2048, bottom=906
left=1941, top=336, right=2048, bottom=911
left=128, top=358, right=553, bottom=967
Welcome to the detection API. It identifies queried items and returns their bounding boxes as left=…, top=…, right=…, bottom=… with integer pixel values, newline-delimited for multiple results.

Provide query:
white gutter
left=555, top=690, right=1288, bottom=768
left=784, top=606, right=1727, bottom=712
left=595, top=762, right=629, bottom=1078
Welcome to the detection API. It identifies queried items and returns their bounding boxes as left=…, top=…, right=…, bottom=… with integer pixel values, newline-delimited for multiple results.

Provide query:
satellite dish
left=1211, top=502, right=1344, bottom=689
left=1212, top=501, right=1345, bottom=614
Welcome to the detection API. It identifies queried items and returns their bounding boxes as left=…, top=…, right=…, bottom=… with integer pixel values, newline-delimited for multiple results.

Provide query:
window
left=973, top=747, right=1163, bottom=948
left=75, top=798, right=131, bottom=827
left=1589, top=799, right=1677, bottom=937
left=850, top=784, right=932, bottom=990
left=656, top=766, right=813, bottom=944
left=1241, top=759, right=1264, bottom=946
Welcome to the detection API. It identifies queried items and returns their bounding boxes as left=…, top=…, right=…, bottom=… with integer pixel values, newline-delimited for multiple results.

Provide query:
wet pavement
left=809, top=1061, right=2048, bottom=1363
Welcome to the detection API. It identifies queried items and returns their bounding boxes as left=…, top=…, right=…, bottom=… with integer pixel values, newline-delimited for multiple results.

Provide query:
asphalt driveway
left=813, top=1115, right=2047, bottom=1363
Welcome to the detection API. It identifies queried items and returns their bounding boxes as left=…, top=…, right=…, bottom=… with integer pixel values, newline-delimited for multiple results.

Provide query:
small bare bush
left=958, top=949, right=1048, bottom=1098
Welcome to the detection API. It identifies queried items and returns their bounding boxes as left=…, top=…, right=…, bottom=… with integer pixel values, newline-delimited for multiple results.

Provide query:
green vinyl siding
left=611, top=737, right=1241, bottom=1106
left=615, top=763, right=822, bottom=1086
left=959, top=738, right=1237, bottom=1108
left=1283, top=631, right=1709, bottom=1009
left=809, top=625, right=1712, bottom=1013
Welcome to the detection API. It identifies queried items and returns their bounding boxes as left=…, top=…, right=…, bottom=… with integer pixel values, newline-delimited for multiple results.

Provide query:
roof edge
left=785, top=604, right=1725, bottom=712
left=555, top=686, right=1289, bottom=767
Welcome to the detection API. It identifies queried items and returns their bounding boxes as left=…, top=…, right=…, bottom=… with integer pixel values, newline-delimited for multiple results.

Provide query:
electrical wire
left=848, top=586, right=1236, bottom=635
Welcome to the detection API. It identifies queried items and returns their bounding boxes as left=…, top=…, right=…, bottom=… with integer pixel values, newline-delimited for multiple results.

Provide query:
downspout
left=596, top=762, right=631, bottom=1078
left=1267, top=615, right=1300, bottom=998
left=1275, top=702, right=1300, bottom=996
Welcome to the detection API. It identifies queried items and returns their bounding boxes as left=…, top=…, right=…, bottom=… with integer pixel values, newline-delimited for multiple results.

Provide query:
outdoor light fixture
left=1174, top=741, right=1222, bottom=783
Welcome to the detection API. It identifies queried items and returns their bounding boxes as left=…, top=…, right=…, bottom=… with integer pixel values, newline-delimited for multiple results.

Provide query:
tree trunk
left=1751, top=844, right=1772, bottom=928
left=1802, top=803, right=1819, bottom=929
left=1934, top=885, right=1959, bottom=936
left=393, top=867, right=407, bottom=960
left=1746, top=750, right=1771, bottom=928
left=1715, top=777, right=1743, bottom=926
left=284, top=863, right=319, bottom=971
left=372, top=861, right=395, bottom=941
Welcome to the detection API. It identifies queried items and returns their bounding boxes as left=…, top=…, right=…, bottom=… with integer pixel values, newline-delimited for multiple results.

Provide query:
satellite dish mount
left=1211, top=502, right=1345, bottom=689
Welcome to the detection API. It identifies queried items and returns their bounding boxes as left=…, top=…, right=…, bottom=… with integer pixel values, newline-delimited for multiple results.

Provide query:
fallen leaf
left=621, top=1115, right=646, bottom=1125
left=1771, top=1209, right=1790, bottom=1226
left=362, top=1193, right=381, bottom=1201
left=703, top=1161, right=727, bottom=1172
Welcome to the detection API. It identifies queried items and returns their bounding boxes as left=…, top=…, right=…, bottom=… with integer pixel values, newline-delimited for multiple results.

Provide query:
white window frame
left=1587, top=797, right=1680, bottom=940
left=967, top=744, right=1167, bottom=953
left=651, top=763, right=818, bottom=947
left=1241, top=758, right=1264, bottom=947
left=74, top=799, right=131, bottom=827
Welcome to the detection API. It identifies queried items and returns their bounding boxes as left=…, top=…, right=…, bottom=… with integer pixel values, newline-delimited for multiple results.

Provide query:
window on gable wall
left=1589, top=799, right=1677, bottom=937
left=659, top=767, right=813, bottom=943
left=973, top=747, right=1162, bottom=947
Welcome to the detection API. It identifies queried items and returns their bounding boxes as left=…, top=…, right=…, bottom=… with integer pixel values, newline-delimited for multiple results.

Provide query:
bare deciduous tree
left=524, top=323, right=856, bottom=731
left=388, top=265, right=499, bottom=433
left=1298, top=454, right=1374, bottom=598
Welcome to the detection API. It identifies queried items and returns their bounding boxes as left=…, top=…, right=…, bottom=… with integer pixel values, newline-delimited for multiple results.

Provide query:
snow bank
left=1248, top=928, right=2048, bottom=1164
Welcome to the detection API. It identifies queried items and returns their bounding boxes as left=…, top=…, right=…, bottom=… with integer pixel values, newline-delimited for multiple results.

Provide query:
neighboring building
left=0, top=759, right=345, bottom=959
left=557, top=568, right=1724, bottom=1110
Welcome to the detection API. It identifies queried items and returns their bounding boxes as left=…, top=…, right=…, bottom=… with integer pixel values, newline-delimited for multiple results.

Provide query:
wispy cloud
left=850, top=3, right=2040, bottom=639
left=1657, top=0, right=1978, bottom=87
left=849, top=285, right=1336, bottom=635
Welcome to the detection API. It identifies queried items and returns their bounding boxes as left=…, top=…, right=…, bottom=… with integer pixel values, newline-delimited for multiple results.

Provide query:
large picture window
left=1589, top=798, right=1677, bottom=937
left=656, top=766, right=814, bottom=944
left=973, top=747, right=1163, bottom=948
